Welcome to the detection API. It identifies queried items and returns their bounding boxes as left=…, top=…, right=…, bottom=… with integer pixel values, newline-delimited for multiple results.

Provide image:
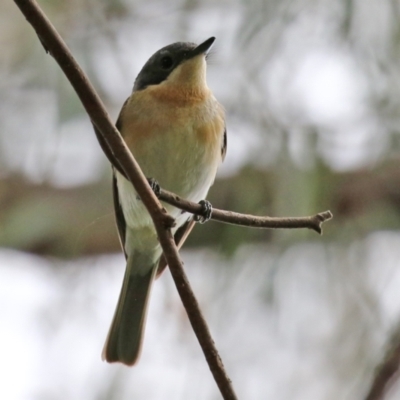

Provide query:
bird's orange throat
left=147, top=56, right=210, bottom=105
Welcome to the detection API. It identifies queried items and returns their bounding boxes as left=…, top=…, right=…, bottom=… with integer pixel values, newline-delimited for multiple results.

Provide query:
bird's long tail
left=102, top=253, right=158, bottom=365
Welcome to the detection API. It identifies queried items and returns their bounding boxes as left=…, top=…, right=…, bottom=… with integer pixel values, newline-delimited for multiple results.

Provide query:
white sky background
left=1, top=0, right=400, bottom=399
left=3, top=236, right=400, bottom=400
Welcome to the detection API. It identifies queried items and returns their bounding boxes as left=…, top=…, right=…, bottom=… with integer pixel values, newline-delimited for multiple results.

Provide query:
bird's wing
left=110, top=98, right=137, bottom=259
left=112, top=170, right=128, bottom=259
left=221, top=125, right=227, bottom=161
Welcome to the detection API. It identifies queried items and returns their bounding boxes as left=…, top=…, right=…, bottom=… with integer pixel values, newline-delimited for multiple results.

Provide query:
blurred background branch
left=365, top=322, right=400, bottom=400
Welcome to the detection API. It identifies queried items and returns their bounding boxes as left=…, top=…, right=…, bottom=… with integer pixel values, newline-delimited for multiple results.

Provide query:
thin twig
left=13, top=1, right=238, bottom=399
left=159, top=188, right=333, bottom=234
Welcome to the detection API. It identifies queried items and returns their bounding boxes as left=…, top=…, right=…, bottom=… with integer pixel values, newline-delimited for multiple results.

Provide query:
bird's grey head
left=133, top=37, right=215, bottom=91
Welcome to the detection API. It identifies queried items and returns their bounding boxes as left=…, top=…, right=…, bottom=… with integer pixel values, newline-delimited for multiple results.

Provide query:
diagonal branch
left=13, top=1, right=238, bottom=399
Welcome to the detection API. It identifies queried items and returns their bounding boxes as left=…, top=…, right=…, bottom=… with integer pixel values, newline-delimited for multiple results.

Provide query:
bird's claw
left=147, top=178, right=161, bottom=198
left=194, top=200, right=213, bottom=224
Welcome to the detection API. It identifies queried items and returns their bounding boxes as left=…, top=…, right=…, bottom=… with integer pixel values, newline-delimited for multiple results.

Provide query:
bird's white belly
left=116, top=124, right=220, bottom=233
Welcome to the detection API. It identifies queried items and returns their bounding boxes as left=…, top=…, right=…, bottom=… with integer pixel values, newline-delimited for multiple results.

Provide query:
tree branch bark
left=158, top=187, right=332, bottom=234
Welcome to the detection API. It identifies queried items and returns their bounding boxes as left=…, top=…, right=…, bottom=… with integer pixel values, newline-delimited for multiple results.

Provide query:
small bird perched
left=102, top=37, right=226, bottom=366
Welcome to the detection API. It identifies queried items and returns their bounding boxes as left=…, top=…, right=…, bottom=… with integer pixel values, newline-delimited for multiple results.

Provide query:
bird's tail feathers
left=102, top=252, right=158, bottom=366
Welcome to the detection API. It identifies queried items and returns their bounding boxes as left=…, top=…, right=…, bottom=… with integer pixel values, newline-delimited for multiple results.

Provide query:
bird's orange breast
left=119, top=85, right=225, bottom=158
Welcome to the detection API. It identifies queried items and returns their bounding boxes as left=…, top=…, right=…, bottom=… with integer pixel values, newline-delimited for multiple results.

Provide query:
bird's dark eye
left=160, top=56, right=173, bottom=69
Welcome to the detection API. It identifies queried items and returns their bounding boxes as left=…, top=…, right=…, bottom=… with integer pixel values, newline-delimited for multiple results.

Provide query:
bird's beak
left=187, top=37, right=215, bottom=59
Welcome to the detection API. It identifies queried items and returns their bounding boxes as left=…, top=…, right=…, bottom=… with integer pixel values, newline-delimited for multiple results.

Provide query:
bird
left=101, top=37, right=227, bottom=366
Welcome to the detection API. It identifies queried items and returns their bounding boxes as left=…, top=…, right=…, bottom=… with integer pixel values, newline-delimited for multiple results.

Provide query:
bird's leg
left=147, top=178, right=161, bottom=198
left=194, top=200, right=213, bottom=224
